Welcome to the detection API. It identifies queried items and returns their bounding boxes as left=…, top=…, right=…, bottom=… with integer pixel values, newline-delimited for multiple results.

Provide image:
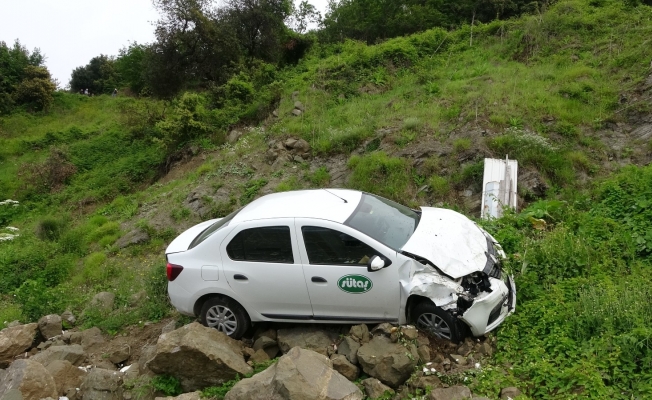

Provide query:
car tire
left=412, top=301, right=463, bottom=343
left=200, top=296, right=250, bottom=339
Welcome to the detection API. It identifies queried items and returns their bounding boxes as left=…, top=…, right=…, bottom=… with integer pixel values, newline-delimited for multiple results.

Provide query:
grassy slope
left=0, top=0, right=651, bottom=398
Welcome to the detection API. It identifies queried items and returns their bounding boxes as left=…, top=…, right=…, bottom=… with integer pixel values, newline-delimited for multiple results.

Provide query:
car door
left=294, top=218, right=400, bottom=322
left=222, top=218, right=313, bottom=319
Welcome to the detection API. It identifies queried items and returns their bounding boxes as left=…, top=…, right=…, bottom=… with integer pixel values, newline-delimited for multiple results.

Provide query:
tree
left=0, top=40, right=52, bottom=114
left=290, top=1, right=321, bottom=33
left=69, top=55, right=119, bottom=95
left=115, top=43, right=148, bottom=95
left=12, top=66, right=56, bottom=111
left=221, top=0, right=293, bottom=62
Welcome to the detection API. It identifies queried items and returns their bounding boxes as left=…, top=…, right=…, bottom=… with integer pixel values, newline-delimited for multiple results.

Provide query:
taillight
left=166, top=263, right=184, bottom=281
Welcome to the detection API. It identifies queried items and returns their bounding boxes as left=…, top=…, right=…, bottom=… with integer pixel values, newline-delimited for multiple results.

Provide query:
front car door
left=221, top=218, right=313, bottom=319
left=294, top=218, right=400, bottom=322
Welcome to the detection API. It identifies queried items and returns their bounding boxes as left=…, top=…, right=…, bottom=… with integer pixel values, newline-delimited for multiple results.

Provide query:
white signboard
left=481, top=157, right=518, bottom=219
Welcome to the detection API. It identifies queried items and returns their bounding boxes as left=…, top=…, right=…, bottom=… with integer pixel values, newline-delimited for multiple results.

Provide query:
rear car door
left=295, top=218, right=401, bottom=322
left=221, top=218, right=313, bottom=319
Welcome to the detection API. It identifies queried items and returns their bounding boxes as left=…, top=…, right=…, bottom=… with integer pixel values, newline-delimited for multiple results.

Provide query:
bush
left=36, top=216, right=67, bottom=241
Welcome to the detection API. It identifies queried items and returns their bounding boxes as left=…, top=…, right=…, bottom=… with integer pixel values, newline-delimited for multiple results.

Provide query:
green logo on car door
left=338, top=275, right=373, bottom=294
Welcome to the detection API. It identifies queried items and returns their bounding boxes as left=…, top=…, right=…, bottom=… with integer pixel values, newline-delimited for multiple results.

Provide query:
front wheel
left=200, top=297, right=250, bottom=339
left=412, top=302, right=463, bottom=343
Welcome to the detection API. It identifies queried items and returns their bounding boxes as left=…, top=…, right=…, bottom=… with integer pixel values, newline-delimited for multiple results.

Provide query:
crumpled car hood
left=400, top=207, right=490, bottom=279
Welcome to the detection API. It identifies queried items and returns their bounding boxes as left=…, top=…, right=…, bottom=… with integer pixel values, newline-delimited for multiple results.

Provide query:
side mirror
left=367, top=255, right=385, bottom=272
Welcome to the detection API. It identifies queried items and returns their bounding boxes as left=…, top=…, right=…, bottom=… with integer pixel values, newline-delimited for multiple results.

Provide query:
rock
left=337, top=336, right=361, bottom=365
left=37, top=315, right=62, bottom=340
left=429, top=386, right=473, bottom=400
left=6, top=321, right=21, bottom=328
left=0, top=359, right=57, bottom=400
left=161, top=320, right=177, bottom=335
left=272, top=109, right=279, bottom=117
left=277, top=327, right=338, bottom=356
left=80, top=368, right=123, bottom=400
left=292, top=109, right=303, bottom=116
left=45, top=359, right=86, bottom=396
left=60, top=311, right=76, bottom=328
left=357, top=335, right=419, bottom=388
left=331, top=354, right=359, bottom=381
left=0, top=323, right=38, bottom=367
left=413, top=375, right=442, bottom=390
left=449, top=354, right=467, bottom=365
left=252, top=336, right=279, bottom=359
left=292, top=138, right=310, bottom=153
left=227, top=129, right=243, bottom=144
left=31, top=344, right=86, bottom=366
left=284, top=138, right=298, bottom=149
left=224, top=347, right=363, bottom=400
left=457, top=340, right=474, bottom=357
left=250, top=349, right=271, bottom=364
left=417, top=345, right=431, bottom=363
left=370, top=323, right=393, bottom=337
left=115, top=229, right=149, bottom=249
left=477, top=342, right=493, bottom=357
left=253, top=327, right=277, bottom=342
left=129, top=291, right=147, bottom=307
left=401, top=326, right=418, bottom=340
left=500, top=387, right=522, bottom=399
left=80, top=327, right=105, bottom=351
left=147, top=322, right=252, bottom=391
left=349, top=325, right=370, bottom=343
left=155, top=392, right=201, bottom=400
left=362, top=378, right=394, bottom=399
left=293, top=155, right=304, bottom=163
left=294, top=101, right=305, bottom=111
left=108, top=343, right=131, bottom=364
left=90, top=292, right=115, bottom=313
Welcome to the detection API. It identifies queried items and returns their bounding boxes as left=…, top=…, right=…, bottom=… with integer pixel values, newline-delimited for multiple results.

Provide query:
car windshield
left=344, top=193, right=420, bottom=250
left=189, top=208, right=241, bottom=249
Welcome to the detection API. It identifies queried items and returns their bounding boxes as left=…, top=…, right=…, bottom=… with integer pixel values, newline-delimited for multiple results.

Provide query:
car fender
left=399, top=258, right=463, bottom=316
left=190, top=286, right=264, bottom=321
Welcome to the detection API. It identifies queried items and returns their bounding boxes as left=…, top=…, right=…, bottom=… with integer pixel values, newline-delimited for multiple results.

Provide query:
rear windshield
left=344, top=194, right=420, bottom=250
left=189, top=209, right=241, bottom=249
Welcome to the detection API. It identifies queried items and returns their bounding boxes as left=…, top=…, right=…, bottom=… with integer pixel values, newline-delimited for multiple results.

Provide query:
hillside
left=1, top=0, right=652, bottom=398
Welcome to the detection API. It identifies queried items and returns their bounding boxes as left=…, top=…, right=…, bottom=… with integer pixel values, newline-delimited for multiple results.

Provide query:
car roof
left=232, top=189, right=363, bottom=224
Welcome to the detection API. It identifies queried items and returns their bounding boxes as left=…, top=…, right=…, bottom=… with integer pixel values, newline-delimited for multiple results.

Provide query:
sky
left=0, top=0, right=329, bottom=88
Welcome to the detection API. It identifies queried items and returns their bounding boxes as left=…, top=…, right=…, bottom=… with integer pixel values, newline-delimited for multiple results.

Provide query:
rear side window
left=189, top=209, right=241, bottom=249
left=226, top=226, right=294, bottom=263
left=302, top=226, right=380, bottom=266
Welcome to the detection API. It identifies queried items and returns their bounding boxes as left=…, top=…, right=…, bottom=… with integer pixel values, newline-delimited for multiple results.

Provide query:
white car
left=165, top=189, right=516, bottom=342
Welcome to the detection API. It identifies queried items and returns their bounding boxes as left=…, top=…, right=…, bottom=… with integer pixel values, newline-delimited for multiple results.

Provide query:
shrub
left=36, top=216, right=67, bottom=241
left=305, top=167, right=331, bottom=187
left=22, top=147, right=77, bottom=194
left=429, top=176, right=450, bottom=198
left=240, top=179, right=268, bottom=205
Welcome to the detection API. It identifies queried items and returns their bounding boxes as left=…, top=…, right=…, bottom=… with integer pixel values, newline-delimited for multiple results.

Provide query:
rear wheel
left=200, top=297, right=250, bottom=339
left=412, top=301, right=463, bottom=343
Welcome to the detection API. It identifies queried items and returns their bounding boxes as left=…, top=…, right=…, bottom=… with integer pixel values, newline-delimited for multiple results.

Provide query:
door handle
left=234, top=274, right=248, bottom=281
left=311, top=277, right=327, bottom=283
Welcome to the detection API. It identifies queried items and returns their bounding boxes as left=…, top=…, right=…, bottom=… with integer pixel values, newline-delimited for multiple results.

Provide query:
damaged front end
left=399, top=208, right=516, bottom=337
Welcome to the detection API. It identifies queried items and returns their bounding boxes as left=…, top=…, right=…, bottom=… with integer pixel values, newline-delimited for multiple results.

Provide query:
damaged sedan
left=165, top=189, right=516, bottom=342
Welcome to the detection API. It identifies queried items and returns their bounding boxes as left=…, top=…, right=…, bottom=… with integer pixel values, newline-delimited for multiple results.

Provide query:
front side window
left=302, top=226, right=380, bottom=266
left=226, top=226, right=294, bottom=263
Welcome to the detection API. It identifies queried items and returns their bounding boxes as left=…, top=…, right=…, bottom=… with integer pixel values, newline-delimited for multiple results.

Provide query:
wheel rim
left=416, top=313, right=452, bottom=340
left=206, top=305, right=238, bottom=335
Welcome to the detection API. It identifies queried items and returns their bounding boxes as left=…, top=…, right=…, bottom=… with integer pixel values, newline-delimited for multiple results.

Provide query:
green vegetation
left=1, top=0, right=652, bottom=398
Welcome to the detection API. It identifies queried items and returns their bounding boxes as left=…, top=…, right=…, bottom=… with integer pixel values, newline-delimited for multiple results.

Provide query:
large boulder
left=337, top=336, right=361, bottom=364
left=357, top=335, right=419, bottom=388
left=31, top=344, right=86, bottom=366
left=45, top=359, right=86, bottom=396
left=90, top=292, right=115, bottom=313
left=0, top=323, right=38, bottom=367
left=429, top=386, right=473, bottom=400
left=80, top=368, right=123, bottom=400
left=331, top=355, right=359, bottom=381
left=277, top=327, right=338, bottom=356
left=147, top=322, right=252, bottom=391
left=224, top=347, right=363, bottom=400
left=37, top=315, right=62, bottom=340
left=0, top=359, right=57, bottom=400
left=253, top=336, right=279, bottom=359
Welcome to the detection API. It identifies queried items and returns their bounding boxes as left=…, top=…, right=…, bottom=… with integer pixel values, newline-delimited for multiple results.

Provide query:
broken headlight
left=461, top=272, right=493, bottom=296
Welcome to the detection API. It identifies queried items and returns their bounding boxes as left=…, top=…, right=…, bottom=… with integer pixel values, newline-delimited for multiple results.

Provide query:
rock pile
left=266, top=137, right=311, bottom=165
left=0, top=310, right=515, bottom=400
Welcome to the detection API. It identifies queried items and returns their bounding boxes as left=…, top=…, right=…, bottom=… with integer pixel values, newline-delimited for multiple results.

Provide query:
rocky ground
left=0, top=299, right=523, bottom=400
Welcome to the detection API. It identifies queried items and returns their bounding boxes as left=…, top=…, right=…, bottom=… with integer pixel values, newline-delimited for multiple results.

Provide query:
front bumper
left=460, top=275, right=516, bottom=336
